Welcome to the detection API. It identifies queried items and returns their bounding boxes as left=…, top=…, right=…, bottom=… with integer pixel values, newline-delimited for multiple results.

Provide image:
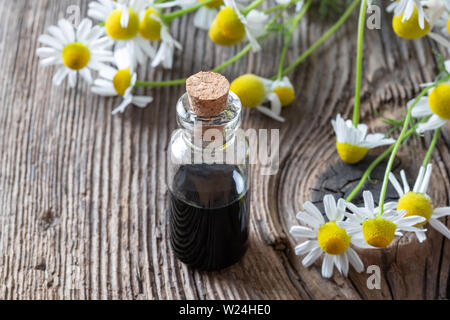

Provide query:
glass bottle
left=167, top=72, right=250, bottom=271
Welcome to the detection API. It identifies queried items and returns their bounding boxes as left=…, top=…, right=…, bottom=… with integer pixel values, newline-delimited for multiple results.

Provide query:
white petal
left=302, top=246, right=322, bottom=267
left=36, top=47, right=59, bottom=58
left=52, top=67, right=70, bottom=86
left=68, top=70, right=77, bottom=88
left=433, top=207, right=450, bottom=219
left=389, top=172, right=405, bottom=197
left=40, top=56, right=61, bottom=67
left=415, top=230, right=427, bottom=243
left=112, top=96, right=133, bottom=115
left=363, top=191, right=375, bottom=214
left=428, top=32, right=450, bottom=50
left=58, top=19, right=75, bottom=43
left=136, top=37, right=156, bottom=59
left=339, top=252, right=349, bottom=276
left=120, top=6, right=130, bottom=28
left=419, top=164, right=432, bottom=194
left=413, top=166, right=426, bottom=193
left=345, top=202, right=369, bottom=221
left=417, top=115, right=447, bottom=133
left=410, top=97, right=433, bottom=118
left=303, top=201, right=325, bottom=224
left=296, top=211, right=321, bottom=229
left=48, top=25, right=69, bottom=45
left=321, top=254, right=334, bottom=278
left=334, top=255, right=342, bottom=273
left=428, top=218, right=450, bottom=239
left=335, top=198, right=346, bottom=222
left=362, top=134, right=395, bottom=148
left=132, top=95, right=153, bottom=108
left=266, top=92, right=282, bottom=116
left=400, top=170, right=410, bottom=194
left=323, top=194, right=338, bottom=221
left=92, top=86, right=117, bottom=96
left=351, top=237, right=374, bottom=249
left=79, top=68, right=92, bottom=83
left=383, top=202, right=399, bottom=212
left=396, top=216, right=426, bottom=227
left=347, top=247, right=364, bottom=272
left=77, top=19, right=93, bottom=41
left=289, top=226, right=317, bottom=239
left=38, top=34, right=63, bottom=50
left=255, top=106, right=285, bottom=122
left=337, top=222, right=362, bottom=236
left=294, top=240, right=319, bottom=255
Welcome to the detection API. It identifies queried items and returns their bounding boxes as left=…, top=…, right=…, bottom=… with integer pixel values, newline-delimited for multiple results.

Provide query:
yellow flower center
left=200, top=0, right=223, bottom=9
left=272, top=86, right=295, bottom=107
left=209, top=6, right=245, bottom=46
left=317, top=221, right=351, bottom=255
left=362, top=218, right=396, bottom=248
left=62, top=42, right=91, bottom=70
left=392, top=5, right=430, bottom=39
left=113, top=68, right=132, bottom=96
left=139, top=8, right=162, bottom=41
left=106, top=9, right=140, bottom=40
left=230, top=74, right=266, bottom=107
left=428, top=83, right=450, bottom=120
left=336, top=143, right=369, bottom=164
left=447, top=17, right=450, bottom=34
left=397, top=192, right=433, bottom=226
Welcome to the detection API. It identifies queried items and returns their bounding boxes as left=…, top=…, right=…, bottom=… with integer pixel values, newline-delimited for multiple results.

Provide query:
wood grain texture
left=0, top=0, right=448, bottom=300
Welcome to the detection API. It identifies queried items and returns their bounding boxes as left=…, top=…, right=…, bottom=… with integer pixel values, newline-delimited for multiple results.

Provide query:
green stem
left=264, top=5, right=283, bottom=14
left=162, top=0, right=216, bottom=23
left=136, top=9, right=286, bottom=88
left=352, top=0, right=367, bottom=127
left=212, top=44, right=252, bottom=72
left=277, top=0, right=312, bottom=80
left=242, top=0, right=266, bottom=15
left=422, top=128, right=441, bottom=167
left=280, top=0, right=360, bottom=76
left=135, top=78, right=187, bottom=87
left=345, top=128, right=415, bottom=203
left=136, top=42, right=255, bottom=87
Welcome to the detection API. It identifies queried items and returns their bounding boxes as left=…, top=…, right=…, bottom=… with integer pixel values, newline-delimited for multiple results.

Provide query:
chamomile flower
left=331, top=114, right=395, bottom=164
left=290, top=195, right=365, bottom=278
left=338, top=191, right=426, bottom=248
left=88, top=0, right=159, bottom=66
left=36, top=18, right=113, bottom=88
left=209, top=0, right=268, bottom=52
left=410, top=79, right=450, bottom=133
left=91, top=48, right=153, bottom=114
left=391, top=0, right=446, bottom=40
left=390, top=0, right=428, bottom=30
left=230, top=74, right=296, bottom=122
left=389, top=164, right=450, bottom=242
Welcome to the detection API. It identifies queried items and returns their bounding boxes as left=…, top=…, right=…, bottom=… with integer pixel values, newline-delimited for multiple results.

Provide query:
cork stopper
left=186, top=71, right=230, bottom=117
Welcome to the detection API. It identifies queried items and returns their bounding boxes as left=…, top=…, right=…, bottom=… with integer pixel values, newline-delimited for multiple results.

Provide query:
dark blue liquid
left=169, top=164, right=250, bottom=270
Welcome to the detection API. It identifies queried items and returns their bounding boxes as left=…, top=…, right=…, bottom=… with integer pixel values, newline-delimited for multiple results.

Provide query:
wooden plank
left=0, top=0, right=448, bottom=299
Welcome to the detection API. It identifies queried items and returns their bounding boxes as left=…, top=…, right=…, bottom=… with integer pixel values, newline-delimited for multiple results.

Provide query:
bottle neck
left=176, top=92, right=242, bottom=150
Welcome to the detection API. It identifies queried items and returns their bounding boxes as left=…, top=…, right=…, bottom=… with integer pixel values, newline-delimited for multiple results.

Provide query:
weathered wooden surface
left=0, top=0, right=449, bottom=300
